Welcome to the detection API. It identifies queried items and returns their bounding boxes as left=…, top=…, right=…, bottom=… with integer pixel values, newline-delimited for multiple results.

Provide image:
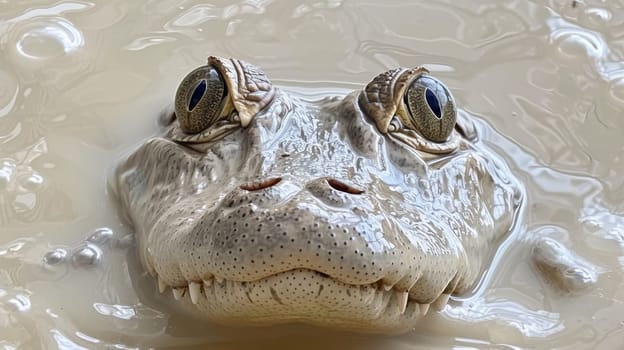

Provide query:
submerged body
left=111, top=56, right=523, bottom=333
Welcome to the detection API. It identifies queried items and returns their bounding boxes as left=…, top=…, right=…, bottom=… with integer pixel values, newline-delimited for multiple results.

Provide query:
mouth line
left=154, top=268, right=451, bottom=316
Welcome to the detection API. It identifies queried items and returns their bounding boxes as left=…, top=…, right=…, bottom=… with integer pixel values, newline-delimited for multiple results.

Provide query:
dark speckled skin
left=111, top=57, right=523, bottom=333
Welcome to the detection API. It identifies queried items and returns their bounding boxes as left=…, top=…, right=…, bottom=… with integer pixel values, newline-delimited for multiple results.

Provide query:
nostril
left=240, top=177, right=282, bottom=191
left=326, top=178, right=364, bottom=195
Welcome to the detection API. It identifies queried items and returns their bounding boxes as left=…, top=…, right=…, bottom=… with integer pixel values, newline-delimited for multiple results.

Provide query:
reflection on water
left=1, top=0, right=623, bottom=348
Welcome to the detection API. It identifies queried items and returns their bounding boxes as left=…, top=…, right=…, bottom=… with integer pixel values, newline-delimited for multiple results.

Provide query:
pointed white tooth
left=397, top=292, right=408, bottom=314
left=382, top=283, right=393, bottom=291
left=158, top=277, right=167, bottom=294
left=373, top=287, right=385, bottom=310
left=172, top=287, right=184, bottom=300
left=381, top=290, right=393, bottom=310
left=420, top=303, right=430, bottom=316
left=189, top=282, right=201, bottom=304
left=432, top=293, right=450, bottom=310
left=361, top=286, right=375, bottom=303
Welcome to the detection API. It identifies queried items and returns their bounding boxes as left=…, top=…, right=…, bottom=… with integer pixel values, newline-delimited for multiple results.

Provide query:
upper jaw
left=131, top=128, right=519, bottom=310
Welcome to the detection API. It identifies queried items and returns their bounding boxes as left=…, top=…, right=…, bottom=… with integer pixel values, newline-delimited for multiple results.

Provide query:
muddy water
left=1, top=0, right=623, bottom=349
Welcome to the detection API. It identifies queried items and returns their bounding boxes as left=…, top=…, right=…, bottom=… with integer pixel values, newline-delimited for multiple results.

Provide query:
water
left=1, top=0, right=623, bottom=348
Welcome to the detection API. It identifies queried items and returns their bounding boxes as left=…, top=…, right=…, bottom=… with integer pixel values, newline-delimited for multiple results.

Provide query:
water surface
left=1, top=1, right=623, bottom=349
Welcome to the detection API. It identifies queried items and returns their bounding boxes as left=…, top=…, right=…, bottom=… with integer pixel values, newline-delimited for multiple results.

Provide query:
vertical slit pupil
left=425, top=88, right=442, bottom=118
left=188, top=79, right=207, bottom=111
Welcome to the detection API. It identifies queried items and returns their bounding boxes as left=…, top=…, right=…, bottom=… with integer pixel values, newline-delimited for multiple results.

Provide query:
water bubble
left=19, top=172, right=44, bottom=191
left=43, top=248, right=68, bottom=265
left=71, top=243, right=102, bottom=266
left=86, top=227, right=114, bottom=245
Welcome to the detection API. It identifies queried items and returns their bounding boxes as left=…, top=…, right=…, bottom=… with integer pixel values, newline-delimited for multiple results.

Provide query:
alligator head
left=112, top=56, right=522, bottom=334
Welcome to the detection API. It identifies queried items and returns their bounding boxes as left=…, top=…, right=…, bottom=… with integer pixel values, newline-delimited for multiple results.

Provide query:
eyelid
left=207, top=56, right=276, bottom=128
left=357, top=66, right=429, bottom=134
left=359, top=67, right=463, bottom=154
left=168, top=57, right=277, bottom=145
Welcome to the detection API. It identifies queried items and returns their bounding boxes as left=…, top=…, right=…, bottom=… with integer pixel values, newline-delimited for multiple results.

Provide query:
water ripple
left=0, top=139, right=54, bottom=224
left=549, top=17, right=607, bottom=61
left=13, top=17, right=84, bottom=60
left=0, top=0, right=623, bottom=348
left=0, top=70, right=19, bottom=119
left=445, top=298, right=564, bottom=339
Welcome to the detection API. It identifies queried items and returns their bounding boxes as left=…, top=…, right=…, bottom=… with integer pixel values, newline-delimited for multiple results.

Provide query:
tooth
left=189, top=282, right=201, bottom=304
left=432, top=293, right=450, bottom=310
left=420, top=303, right=430, bottom=316
left=203, top=278, right=213, bottom=288
left=382, top=283, right=393, bottom=291
left=158, top=277, right=167, bottom=294
left=216, top=276, right=224, bottom=285
left=381, top=290, right=393, bottom=310
left=172, top=287, right=184, bottom=300
left=397, top=291, right=408, bottom=314
left=361, top=286, right=375, bottom=303
left=373, top=288, right=385, bottom=313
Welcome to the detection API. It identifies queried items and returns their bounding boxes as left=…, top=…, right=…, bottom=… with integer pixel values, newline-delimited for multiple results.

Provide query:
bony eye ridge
left=357, top=67, right=458, bottom=148
left=174, top=65, right=229, bottom=134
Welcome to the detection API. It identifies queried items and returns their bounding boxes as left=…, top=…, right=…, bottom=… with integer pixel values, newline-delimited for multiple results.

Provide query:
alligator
left=104, top=56, right=579, bottom=334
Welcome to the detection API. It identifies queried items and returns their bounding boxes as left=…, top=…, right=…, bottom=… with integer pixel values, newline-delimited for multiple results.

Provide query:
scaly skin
left=111, top=56, right=523, bottom=334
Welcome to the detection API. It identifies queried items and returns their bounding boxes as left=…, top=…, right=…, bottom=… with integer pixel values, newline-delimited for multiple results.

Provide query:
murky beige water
left=1, top=0, right=624, bottom=349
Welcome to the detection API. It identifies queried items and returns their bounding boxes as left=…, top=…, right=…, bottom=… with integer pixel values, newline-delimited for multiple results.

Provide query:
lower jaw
left=158, top=268, right=449, bottom=334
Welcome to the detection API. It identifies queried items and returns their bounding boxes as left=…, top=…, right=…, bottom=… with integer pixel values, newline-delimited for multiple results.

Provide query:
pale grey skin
left=110, top=56, right=526, bottom=334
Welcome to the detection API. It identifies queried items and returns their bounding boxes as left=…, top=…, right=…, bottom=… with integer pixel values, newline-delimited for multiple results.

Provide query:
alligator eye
left=404, top=75, right=457, bottom=142
left=174, top=65, right=228, bottom=134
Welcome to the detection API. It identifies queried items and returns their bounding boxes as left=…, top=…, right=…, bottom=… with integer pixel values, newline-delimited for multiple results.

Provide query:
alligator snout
left=176, top=174, right=468, bottom=304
